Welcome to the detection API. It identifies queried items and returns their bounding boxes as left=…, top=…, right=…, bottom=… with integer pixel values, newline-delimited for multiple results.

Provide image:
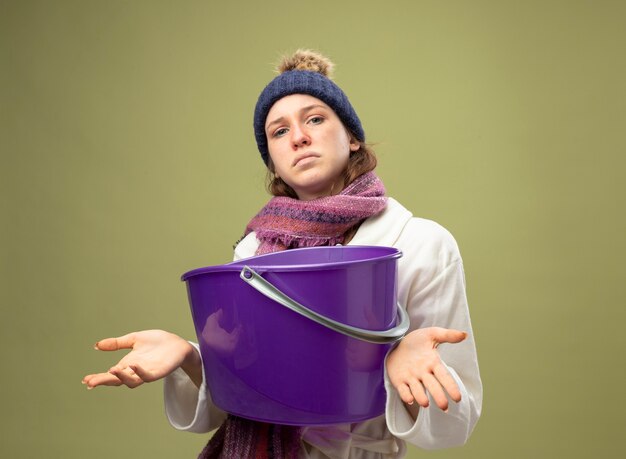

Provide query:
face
left=265, top=94, right=360, bottom=201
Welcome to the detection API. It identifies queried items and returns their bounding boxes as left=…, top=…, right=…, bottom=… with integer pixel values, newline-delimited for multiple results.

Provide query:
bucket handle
left=240, top=266, right=410, bottom=344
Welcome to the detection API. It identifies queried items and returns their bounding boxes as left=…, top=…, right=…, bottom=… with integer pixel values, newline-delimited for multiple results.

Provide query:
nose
left=291, top=124, right=310, bottom=150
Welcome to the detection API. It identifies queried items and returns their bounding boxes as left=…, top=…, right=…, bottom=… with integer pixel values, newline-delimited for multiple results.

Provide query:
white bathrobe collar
left=349, top=198, right=413, bottom=247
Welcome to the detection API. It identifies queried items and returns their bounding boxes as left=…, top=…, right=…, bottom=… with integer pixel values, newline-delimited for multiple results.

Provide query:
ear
left=349, top=140, right=360, bottom=152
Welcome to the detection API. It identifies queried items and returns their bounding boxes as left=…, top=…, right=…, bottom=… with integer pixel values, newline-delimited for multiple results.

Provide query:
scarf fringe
left=255, top=231, right=346, bottom=251
left=199, top=415, right=301, bottom=459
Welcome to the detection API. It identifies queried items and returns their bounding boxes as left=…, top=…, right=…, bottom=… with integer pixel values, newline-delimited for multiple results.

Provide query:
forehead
left=266, top=94, right=333, bottom=121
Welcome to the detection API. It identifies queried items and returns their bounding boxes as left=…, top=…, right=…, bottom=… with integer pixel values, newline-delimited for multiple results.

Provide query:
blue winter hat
left=253, top=62, right=365, bottom=165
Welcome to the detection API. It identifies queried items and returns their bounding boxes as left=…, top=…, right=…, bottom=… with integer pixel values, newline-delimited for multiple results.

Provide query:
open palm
left=82, top=329, right=201, bottom=389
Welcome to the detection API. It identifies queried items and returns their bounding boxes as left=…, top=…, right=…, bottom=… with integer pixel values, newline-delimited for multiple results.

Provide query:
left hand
left=386, top=327, right=467, bottom=411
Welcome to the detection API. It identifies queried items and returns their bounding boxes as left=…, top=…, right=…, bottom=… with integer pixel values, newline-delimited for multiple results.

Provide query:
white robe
left=163, top=198, right=482, bottom=458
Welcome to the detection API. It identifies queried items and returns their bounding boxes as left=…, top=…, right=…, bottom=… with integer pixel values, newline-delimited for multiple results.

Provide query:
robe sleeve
left=163, top=342, right=227, bottom=433
left=384, top=220, right=483, bottom=449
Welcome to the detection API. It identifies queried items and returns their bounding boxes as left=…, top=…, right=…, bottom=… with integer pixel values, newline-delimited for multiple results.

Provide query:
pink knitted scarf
left=246, top=171, right=387, bottom=255
left=198, top=172, right=387, bottom=459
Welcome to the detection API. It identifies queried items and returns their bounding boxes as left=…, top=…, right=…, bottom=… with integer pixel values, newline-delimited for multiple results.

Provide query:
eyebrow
left=265, top=104, right=328, bottom=131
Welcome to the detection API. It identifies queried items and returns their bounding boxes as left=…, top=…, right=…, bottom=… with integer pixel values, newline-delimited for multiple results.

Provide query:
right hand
left=82, top=329, right=202, bottom=390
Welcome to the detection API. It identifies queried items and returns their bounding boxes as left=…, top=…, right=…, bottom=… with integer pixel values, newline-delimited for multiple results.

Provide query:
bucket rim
left=181, top=245, right=402, bottom=282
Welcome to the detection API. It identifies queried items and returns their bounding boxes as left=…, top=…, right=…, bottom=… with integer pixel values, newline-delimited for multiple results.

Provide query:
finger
left=408, top=379, right=429, bottom=408
left=95, top=333, right=137, bottom=352
left=128, top=364, right=156, bottom=383
left=434, top=365, right=462, bottom=402
left=109, top=366, right=143, bottom=388
left=395, top=383, right=415, bottom=406
left=109, top=366, right=143, bottom=389
left=421, top=373, right=449, bottom=411
left=430, top=328, right=467, bottom=346
left=82, top=372, right=123, bottom=389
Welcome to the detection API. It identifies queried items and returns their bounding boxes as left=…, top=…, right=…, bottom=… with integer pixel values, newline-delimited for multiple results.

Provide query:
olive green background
left=2, top=1, right=624, bottom=458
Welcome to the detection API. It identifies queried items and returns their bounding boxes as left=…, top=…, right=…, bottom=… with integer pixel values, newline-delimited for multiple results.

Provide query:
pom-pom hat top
left=254, top=51, right=365, bottom=165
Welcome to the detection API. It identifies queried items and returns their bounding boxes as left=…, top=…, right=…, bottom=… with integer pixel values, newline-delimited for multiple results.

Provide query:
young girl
left=83, top=50, right=482, bottom=459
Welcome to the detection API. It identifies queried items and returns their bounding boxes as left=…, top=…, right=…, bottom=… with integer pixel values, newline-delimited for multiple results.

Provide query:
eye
left=273, top=127, right=288, bottom=138
left=308, top=116, right=324, bottom=125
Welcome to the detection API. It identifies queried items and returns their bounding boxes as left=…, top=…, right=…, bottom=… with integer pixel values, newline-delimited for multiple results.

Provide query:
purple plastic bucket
left=181, top=245, right=407, bottom=426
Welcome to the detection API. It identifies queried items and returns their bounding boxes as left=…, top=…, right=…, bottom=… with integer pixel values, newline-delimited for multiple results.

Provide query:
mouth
left=292, top=153, right=319, bottom=167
